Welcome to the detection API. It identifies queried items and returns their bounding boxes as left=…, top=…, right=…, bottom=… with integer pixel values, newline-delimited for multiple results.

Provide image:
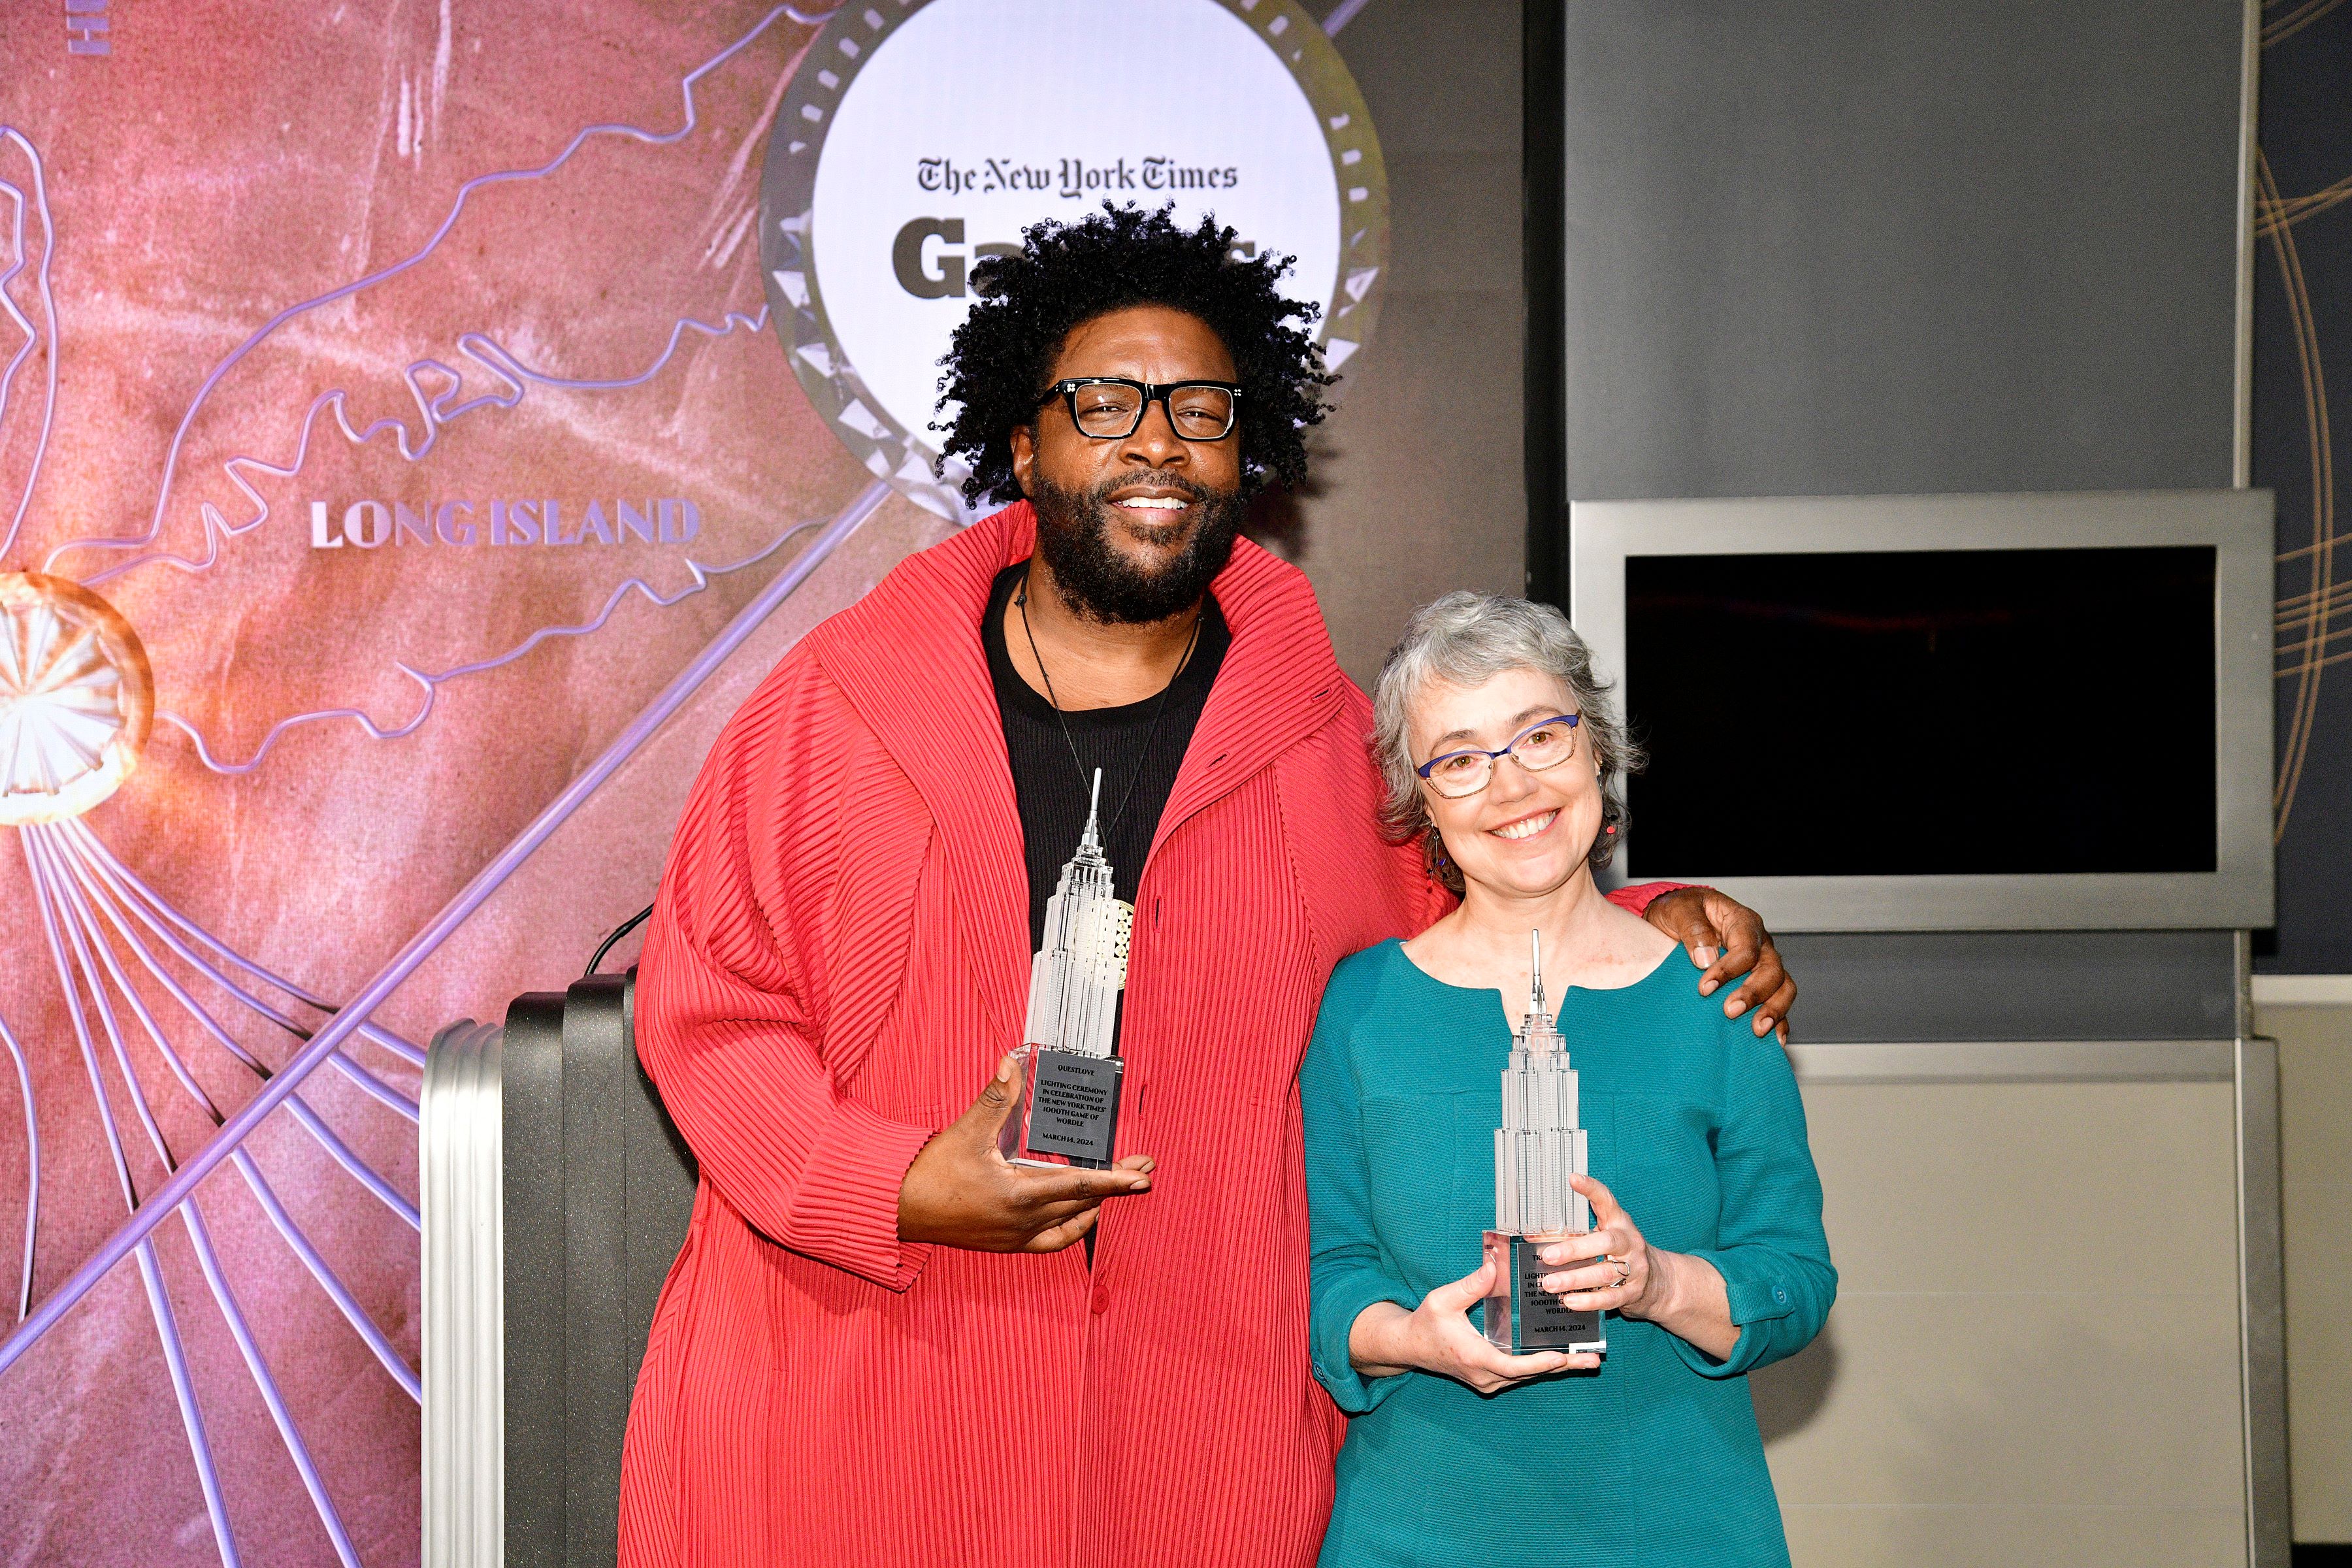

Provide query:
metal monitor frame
left=1569, top=488, right=2276, bottom=932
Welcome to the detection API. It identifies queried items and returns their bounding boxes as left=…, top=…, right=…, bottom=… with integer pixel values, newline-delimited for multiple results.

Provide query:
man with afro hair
left=621, top=204, right=1795, bottom=1568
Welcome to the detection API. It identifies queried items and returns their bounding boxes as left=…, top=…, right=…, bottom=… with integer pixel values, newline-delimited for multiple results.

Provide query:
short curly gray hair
left=1371, top=591, right=1643, bottom=892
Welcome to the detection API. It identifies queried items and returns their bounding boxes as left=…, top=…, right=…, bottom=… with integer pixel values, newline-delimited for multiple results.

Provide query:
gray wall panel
left=1561, top=0, right=2244, bottom=502
left=1291, top=0, right=1528, bottom=688
left=1775, top=930, right=2242, bottom=1042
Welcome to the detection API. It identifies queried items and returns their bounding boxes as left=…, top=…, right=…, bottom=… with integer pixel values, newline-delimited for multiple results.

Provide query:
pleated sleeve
left=636, top=650, right=939, bottom=1292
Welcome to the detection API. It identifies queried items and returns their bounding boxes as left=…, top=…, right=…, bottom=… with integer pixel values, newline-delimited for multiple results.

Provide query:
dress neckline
left=1386, top=936, right=1680, bottom=1000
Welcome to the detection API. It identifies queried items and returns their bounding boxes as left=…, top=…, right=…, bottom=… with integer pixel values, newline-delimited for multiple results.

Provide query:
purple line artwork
left=0, top=5, right=910, bottom=1562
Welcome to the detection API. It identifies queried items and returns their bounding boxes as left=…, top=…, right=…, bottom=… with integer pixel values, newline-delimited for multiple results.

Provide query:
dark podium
left=421, top=972, right=698, bottom=1568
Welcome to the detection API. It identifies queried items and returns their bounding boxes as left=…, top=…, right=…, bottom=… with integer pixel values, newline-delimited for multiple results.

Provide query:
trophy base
left=1481, top=1230, right=1607, bottom=1355
left=998, top=1045, right=1122, bottom=1170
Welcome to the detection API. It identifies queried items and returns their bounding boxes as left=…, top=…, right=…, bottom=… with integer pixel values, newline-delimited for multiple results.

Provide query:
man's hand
left=898, top=1053, right=1154, bottom=1252
left=1641, top=887, right=1796, bottom=1043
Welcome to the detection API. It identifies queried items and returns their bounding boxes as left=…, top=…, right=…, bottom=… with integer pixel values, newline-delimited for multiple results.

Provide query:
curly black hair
left=933, top=203, right=1335, bottom=506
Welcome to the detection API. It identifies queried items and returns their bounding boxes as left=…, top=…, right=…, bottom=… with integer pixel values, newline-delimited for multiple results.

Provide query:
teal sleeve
left=1300, top=968, right=1422, bottom=1414
left=1672, top=1017, right=1837, bottom=1380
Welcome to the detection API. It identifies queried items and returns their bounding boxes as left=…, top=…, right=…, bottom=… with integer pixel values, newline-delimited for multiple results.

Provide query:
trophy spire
left=1517, top=928, right=1565, bottom=1058
left=1529, top=928, right=1544, bottom=1021
left=1077, top=766, right=1104, bottom=858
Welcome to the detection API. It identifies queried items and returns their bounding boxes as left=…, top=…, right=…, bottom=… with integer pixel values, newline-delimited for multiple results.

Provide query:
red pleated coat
left=619, top=503, right=1652, bottom=1567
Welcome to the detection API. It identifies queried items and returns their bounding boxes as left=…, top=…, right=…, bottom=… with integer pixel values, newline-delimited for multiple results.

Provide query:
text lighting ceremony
left=0, top=3, right=2345, bottom=1567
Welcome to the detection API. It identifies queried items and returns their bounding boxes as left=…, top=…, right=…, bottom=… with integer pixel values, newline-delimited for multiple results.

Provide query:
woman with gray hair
left=1301, top=591, right=1834, bottom=1567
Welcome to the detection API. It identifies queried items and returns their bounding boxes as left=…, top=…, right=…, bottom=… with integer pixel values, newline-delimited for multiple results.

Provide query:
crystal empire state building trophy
left=999, top=771, right=1132, bottom=1169
left=1482, top=931, right=1608, bottom=1354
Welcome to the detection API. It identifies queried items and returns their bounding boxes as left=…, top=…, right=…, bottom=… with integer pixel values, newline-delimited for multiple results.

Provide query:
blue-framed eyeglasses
left=1414, top=714, right=1582, bottom=799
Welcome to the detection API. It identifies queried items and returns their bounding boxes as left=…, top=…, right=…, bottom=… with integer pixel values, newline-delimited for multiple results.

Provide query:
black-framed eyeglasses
left=1414, top=714, right=1582, bottom=799
left=1042, top=377, right=1242, bottom=442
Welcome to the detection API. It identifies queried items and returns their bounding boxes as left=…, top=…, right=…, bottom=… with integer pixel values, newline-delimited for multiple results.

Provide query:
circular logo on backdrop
left=760, top=0, right=1389, bottom=521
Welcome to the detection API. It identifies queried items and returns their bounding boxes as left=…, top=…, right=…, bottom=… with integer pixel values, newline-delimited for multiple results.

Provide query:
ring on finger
left=1607, top=1254, right=1631, bottom=1288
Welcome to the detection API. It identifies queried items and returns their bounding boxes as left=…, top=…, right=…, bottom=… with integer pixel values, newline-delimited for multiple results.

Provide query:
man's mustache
left=1086, top=471, right=1218, bottom=505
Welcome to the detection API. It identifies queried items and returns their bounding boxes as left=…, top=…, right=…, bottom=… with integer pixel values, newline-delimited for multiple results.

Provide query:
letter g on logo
left=892, top=216, right=966, bottom=299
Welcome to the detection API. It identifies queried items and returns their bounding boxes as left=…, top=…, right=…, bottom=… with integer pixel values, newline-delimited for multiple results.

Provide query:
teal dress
left=1302, top=939, right=1835, bottom=1568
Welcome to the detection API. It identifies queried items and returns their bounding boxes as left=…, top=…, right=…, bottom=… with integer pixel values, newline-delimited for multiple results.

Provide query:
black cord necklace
left=1015, top=566, right=1204, bottom=844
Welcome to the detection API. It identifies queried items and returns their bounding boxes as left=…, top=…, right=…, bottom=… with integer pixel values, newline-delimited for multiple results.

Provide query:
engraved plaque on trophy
left=1482, top=931, right=1607, bottom=1355
left=1000, top=773, right=1130, bottom=1170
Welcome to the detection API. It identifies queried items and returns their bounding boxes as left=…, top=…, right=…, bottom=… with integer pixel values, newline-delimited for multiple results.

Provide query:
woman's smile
left=1490, top=808, right=1558, bottom=842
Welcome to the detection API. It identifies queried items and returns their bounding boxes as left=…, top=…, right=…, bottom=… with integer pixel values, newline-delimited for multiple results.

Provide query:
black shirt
left=983, top=562, right=1231, bottom=954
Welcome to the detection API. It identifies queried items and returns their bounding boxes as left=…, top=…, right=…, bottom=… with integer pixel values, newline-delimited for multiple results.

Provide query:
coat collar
left=1145, top=523, right=1351, bottom=861
left=810, top=500, right=1352, bottom=1026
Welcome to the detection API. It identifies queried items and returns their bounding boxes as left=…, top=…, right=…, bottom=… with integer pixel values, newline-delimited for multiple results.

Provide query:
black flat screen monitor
left=1569, top=491, right=2273, bottom=932
left=1625, top=546, right=2219, bottom=877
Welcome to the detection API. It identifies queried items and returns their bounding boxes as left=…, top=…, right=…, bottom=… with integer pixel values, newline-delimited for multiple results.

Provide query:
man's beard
left=1030, top=470, right=1246, bottom=625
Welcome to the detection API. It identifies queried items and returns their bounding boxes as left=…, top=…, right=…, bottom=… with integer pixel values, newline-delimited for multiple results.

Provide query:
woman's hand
left=1348, top=1260, right=1598, bottom=1392
left=1536, top=1173, right=1660, bottom=1316
left=1539, top=1173, right=1739, bottom=1360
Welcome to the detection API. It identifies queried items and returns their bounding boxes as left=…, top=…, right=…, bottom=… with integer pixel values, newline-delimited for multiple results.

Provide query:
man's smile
left=1106, top=481, right=1200, bottom=520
